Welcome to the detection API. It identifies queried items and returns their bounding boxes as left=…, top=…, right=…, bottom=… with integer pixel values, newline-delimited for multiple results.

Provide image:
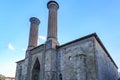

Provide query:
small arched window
left=68, top=56, right=72, bottom=61
left=59, top=73, right=62, bottom=80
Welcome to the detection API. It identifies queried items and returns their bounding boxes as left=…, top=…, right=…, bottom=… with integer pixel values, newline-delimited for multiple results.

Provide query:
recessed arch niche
left=32, top=58, right=40, bottom=80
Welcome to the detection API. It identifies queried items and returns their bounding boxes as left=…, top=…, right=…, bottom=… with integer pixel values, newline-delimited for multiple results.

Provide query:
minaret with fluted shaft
left=46, top=0, right=59, bottom=49
left=27, top=17, right=40, bottom=50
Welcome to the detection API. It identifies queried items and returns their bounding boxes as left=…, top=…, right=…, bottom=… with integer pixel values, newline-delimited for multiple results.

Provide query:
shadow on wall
left=118, top=72, right=120, bottom=80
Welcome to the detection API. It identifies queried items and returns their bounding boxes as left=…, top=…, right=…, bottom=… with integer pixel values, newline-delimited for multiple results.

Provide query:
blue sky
left=0, top=0, right=120, bottom=77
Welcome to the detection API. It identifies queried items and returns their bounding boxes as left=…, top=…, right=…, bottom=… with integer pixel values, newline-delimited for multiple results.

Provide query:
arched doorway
left=32, top=58, right=40, bottom=80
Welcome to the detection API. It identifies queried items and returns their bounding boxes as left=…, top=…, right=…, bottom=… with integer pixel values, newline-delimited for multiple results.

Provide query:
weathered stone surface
left=94, top=38, right=118, bottom=80
left=15, top=34, right=118, bottom=80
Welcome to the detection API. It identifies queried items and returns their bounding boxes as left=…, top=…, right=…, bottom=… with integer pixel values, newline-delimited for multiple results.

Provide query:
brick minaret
left=46, top=1, right=59, bottom=49
left=27, top=17, right=40, bottom=50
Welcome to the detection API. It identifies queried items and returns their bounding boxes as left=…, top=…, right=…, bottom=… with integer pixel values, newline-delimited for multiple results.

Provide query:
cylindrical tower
left=47, top=1, right=59, bottom=41
left=27, top=17, right=40, bottom=50
left=46, top=1, right=59, bottom=49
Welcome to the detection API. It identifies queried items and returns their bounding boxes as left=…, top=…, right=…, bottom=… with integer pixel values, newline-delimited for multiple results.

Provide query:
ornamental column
left=46, top=1, right=59, bottom=49
left=27, top=17, right=40, bottom=50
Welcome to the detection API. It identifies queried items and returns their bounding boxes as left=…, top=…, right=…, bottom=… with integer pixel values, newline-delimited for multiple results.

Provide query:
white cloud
left=22, top=48, right=26, bottom=51
left=39, top=35, right=46, bottom=41
left=8, top=43, right=15, bottom=51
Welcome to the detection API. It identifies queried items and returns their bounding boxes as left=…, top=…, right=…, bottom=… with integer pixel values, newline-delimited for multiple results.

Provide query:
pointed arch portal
left=32, top=58, right=40, bottom=80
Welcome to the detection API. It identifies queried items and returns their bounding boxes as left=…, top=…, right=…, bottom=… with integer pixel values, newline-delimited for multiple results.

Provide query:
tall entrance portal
left=32, top=58, right=40, bottom=80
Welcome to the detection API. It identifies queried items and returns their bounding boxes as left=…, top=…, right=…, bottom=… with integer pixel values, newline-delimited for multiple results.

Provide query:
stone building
left=5, top=77, right=15, bottom=80
left=0, top=74, right=5, bottom=80
left=15, top=1, right=118, bottom=80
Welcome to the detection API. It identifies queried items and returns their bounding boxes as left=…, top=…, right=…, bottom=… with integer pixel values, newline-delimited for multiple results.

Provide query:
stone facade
left=15, top=33, right=118, bottom=80
left=15, top=1, right=118, bottom=80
